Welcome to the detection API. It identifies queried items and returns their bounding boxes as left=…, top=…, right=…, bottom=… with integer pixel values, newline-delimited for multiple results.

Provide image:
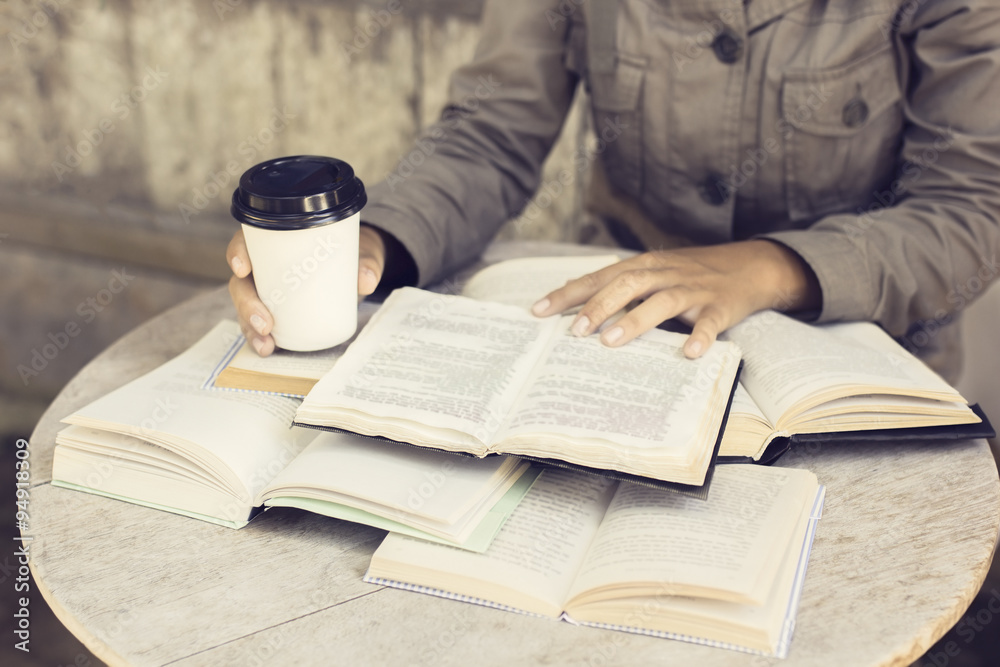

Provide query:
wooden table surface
left=25, top=242, right=1000, bottom=667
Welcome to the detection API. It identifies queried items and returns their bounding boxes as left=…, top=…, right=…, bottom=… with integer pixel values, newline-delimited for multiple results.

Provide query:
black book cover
left=717, top=403, right=995, bottom=466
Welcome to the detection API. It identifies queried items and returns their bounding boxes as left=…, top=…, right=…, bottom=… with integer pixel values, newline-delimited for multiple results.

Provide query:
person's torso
left=567, top=0, right=909, bottom=244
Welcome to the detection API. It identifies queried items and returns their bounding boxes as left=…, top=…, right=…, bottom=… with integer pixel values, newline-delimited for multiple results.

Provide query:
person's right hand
left=226, top=224, right=387, bottom=356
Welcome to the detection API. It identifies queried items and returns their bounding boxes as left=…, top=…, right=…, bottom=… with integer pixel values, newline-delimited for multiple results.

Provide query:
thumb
left=358, top=262, right=380, bottom=296
left=358, top=224, right=385, bottom=297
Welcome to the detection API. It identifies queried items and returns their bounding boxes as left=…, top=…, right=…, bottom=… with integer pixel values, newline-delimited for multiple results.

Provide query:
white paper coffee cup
left=232, top=156, right=367, bottom=351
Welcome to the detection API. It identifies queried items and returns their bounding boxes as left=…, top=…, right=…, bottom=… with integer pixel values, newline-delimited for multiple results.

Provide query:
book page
left=53, top=425, right=259, bottom=527
left=722, top=311, right=966, bottom=426
left=298, top=288, right=561, bottom=449
left=214, top=301, right=380, bottom=383
left=367, top=468, right=618, bottom=617
left=564, top=482, right=824, bottom=656
left=730, top=383, right=769, bottom=425
left=826, top=321, right=966, bottom=395
left=260, top=431, right=528, bottom=536
left=499, top=320, right=741, bottom=454
left=58, top=426, right=221, bottom=487
left=63, top=321, right=316, bottom=502
left=787, top=394, right=978, bottom=431
left=461, top=255, right=620, bottom=309
left=565, top=465, right=818, bottom=607
left=719, top=384, right=775, bottom=459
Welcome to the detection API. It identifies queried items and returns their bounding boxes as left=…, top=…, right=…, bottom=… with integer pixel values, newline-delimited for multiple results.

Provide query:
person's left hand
left=530, top=240, right=820, bottom=358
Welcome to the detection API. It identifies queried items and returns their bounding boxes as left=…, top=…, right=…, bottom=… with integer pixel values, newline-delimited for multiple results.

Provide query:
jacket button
left=712, top=30, right=744, bottom=64
left=699, top=172, right=731, bottom=206
left=842, top=98, right=869, bottom=128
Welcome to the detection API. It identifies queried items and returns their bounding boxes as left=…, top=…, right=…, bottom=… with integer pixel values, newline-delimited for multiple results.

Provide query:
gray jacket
left=362, top=0, right=1000, bottom=381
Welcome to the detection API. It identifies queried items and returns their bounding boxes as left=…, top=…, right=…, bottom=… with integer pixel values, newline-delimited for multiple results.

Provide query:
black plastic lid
left=231, top=155, right=367, bottom=229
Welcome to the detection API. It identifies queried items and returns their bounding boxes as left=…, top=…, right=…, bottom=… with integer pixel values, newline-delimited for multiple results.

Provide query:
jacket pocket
left=781, top=46, right=904, bottom=222
left=586, top=51, right=647, bottom=200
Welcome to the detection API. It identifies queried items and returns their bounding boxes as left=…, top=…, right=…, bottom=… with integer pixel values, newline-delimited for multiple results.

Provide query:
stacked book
left=52, top=255, right=991, bottom=657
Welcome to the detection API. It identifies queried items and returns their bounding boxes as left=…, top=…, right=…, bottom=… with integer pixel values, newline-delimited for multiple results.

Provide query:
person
left=228, top=0, right=1000, bottom=383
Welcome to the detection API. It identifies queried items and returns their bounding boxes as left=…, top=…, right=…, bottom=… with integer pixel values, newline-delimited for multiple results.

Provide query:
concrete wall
left=0, top=0, right=594, bottom=423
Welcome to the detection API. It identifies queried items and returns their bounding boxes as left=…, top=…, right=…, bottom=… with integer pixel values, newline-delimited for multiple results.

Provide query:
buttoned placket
left=729, top=0, right=810, bottom=240
left=686, top=2, right=750, bottom=244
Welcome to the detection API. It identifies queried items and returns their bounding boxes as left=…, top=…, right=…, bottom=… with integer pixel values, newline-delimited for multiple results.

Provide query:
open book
left=365, top=464, right=825, bottom=657
left=211, top=255, right=620, bottom=397
left=213, top=251, right=988, bottom=470
left=717, top=311, right=989, bottom=462
left=294, top=286, right=743, bottom=490
left=52, top=322, right=537, bottom=551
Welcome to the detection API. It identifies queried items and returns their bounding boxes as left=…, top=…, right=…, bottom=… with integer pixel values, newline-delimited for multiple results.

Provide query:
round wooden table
left=25, top=242, right=1000, bottom=666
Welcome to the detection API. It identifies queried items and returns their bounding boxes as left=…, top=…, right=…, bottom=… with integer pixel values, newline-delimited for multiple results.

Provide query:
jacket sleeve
left=762, top=1, right=1000, bottom=337
left=360, top=0, right=578, bottom=286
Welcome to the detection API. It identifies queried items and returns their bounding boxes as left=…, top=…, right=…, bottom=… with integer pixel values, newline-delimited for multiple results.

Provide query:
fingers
left=226, top=230, right=252, bottom=278
left=683, top=306, right=726, bottom=358
left=569, top=263, right=678, bottom=337
left=597, top=285, right=693, bottom=346
left=226, top=230, right=274, bottom=356
left=228, top=274, right=275, bottom=356
left=533, top=241, right=802, bottom=357
left=358, top=225, right=386, bottom=297
left=598, top=290, right=727, bottom=358
left=532, top=257, right=645, bottom=317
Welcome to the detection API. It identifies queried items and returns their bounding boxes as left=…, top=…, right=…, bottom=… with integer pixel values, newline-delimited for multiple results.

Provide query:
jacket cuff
left=361, top=183, right=436, bottom=288
left=759, top=225, right=873, bottom=323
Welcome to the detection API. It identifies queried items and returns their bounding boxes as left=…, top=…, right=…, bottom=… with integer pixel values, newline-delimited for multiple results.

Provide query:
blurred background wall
left=0, top=0, right=598, bottom=438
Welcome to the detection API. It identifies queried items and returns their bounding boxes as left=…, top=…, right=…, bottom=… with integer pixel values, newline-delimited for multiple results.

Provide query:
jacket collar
left=639, top=0, right=811, bottom=33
